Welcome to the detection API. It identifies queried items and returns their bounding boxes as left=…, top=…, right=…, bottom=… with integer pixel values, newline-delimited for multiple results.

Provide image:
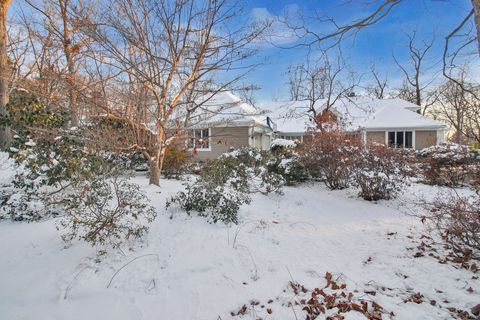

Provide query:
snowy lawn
left=0, top=174, right=478, bottom=320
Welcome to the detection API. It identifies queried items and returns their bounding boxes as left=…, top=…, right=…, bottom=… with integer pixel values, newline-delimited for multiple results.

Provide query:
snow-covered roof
left=189, top=91, right=266, bottom=128
left=328, top=97, right=446, bottom=130
left=260, top=96, right=447, bottom=133
left=259, top=100, right=316, bottom=133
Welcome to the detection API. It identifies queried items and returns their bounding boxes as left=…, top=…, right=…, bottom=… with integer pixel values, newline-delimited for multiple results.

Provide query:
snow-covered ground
left=0, top=172, right=478, bottom=320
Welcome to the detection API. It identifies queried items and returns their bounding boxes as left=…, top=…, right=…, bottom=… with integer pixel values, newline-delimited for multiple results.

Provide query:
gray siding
left=415, top=130, right=437, bottom=150
left=195, top=126, right=250, bottom=160
left=366, top=131, right=386, bottom=145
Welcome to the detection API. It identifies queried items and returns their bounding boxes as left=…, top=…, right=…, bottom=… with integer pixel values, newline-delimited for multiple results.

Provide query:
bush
left=426, top=191, right=480, bottom=254
left=220, top=148, right=285, bottom=195
left=0, top=92, right=156, bottom=250
left=162, top=145, right=191, bottom=179
left=58, top=171, right=157, bottom=248
left=167, top=147, right=284, bottom=224
left=302, top=131, right=361, bottom=190
left=355, top=144, right=411, bottom=201
left=0, top=128, right=115, bottom=221
left=417, top=143, right=479, bottom=187
left=166, top=181, right=250, bottom=224
left=0, top=93, right=102, bottom=221
left=270, top=138, right=298, bottom=151
left=268, top=142, right=308, bottom=186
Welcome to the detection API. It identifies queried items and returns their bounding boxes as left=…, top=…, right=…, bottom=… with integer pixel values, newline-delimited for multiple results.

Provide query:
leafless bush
left=424, top=190, right=480, bottom=254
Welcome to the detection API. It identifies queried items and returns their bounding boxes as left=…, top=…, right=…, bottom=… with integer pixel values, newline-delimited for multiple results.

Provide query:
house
left=261, top=96, right=448, bottom=150
left=186, top=91, right=273, bottom=161
left=187, top=93, right=448, bottom=160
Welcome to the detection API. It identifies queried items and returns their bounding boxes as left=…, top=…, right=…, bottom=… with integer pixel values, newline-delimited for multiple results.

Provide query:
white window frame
left=187, top=128, right=211, bottom=151
left=385, top=130, right=414, bottom=149
left=279, top=135, right=304, bottom=143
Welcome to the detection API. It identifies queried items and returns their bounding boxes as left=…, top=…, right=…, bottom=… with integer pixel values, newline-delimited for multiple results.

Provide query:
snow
left=0, top=164, right=478, bottom=319
left=260, top=100, right=317, bottom=133
left=270, top=138, right=297, bottom=148
left=325, top=97, right=447, bottom=130
left=189, top=91, right=266, bottom=128
left=260, top=96, right=447, bottom=134
left=25, top=139, right=36, bottom=147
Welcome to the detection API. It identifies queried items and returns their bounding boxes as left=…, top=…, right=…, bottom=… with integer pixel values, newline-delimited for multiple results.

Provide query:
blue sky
left=11, top=0, right=476, bottom=103
left=239, top=0, right=477, bottom=102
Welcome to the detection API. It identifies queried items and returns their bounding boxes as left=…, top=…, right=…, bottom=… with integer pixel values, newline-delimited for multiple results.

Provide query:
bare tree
left=471, top=0, right=480, bottom=55
left=23, top=0, right=94, bottom=125
left=0, top=0, right=11, bottom=150
left=393, top=30, right=436, bottom=113
left=281, top=1, right=480, bottom=58
left=287, top=50, right=358, bottom=120
left=84, top=0, right=265, bottom=185
left=236, top=84, right=260, bottom=108
left=434, top=72, right=480, bottom=144
left=279, top=0, right=401, bottom=49
left=366, top=64, right=388, bottom=99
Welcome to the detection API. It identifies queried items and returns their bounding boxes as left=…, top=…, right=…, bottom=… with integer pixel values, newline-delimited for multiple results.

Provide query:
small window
left=405, top=131, right=413, bottom=148
left=187, top=128, right=211, bottom=150
left=200, top=129, right=210, bottom=148
left=396, top=131, right=404, bottom=148
left=388, top=131, right=395, bottom=147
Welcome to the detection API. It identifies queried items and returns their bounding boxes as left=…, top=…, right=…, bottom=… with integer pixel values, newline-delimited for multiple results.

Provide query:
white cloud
left=250, top=6, right=299, bottom=47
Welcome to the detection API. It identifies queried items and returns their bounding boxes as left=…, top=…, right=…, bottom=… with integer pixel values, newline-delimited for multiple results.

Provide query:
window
left=405, top=131, right=413, bottom=148
left=187, top=128, right=210, bottom=150
left=279, top=135, right=303, bottom=142
left=387, top=131, right=413, bottom=148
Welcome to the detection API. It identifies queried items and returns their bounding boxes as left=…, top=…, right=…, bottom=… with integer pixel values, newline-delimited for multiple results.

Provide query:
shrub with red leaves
left=417, top=144, right=479, bottom=187
left=302, top=131, right=361, bottom=190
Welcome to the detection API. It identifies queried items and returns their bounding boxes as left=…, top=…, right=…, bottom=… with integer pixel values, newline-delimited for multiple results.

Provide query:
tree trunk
left=149, top=159, right=160, bottom=186
left=0, top=0, right=11, bottom=150
left=60, top=0, right=79, bottom=126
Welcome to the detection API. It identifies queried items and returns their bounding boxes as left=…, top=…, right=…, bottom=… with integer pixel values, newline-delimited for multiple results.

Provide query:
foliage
left=417, top=143, right=479, bottom=187
left=58, top=171, right=157, bottom=248
left=167, top=147, right=284, bottom=224
left=219, top=148, right=285, bottom=195
left=0, top=94, right=96, bottom=221
left=0, top=92, right=156, bottom=250
left=354, top=144, right=411, bottom=201
left=268, top=143, right=308, bottom=186
left=166, top=181, right=250, bottom=224
left=162, top=145, right=191, bottom=179
left=0, top=93, right=68, bottom=131
left=302, top=131, right=361, bottom=190
left=231, top=272, right=392, bottom=320
left=270, top=138, right=298, bottom=151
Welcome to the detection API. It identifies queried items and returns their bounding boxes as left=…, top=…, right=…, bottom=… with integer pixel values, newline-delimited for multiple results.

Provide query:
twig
left=64, top=265, right=93, bottom=300
left=106, top=254, right=159, bottom=288
left=232, top=221, right=254, bottom=249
